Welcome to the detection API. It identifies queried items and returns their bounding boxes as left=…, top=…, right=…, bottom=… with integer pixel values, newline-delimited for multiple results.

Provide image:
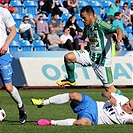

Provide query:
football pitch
left=0, top=88, right=133, bottom=133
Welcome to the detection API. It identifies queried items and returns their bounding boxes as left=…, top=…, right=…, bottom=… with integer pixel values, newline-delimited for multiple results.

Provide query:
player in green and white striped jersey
left=56, top=5, right=123, bottom=95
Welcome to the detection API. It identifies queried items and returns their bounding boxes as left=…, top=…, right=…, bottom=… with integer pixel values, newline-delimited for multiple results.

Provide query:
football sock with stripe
left=115, top=88, right=124, bottom=96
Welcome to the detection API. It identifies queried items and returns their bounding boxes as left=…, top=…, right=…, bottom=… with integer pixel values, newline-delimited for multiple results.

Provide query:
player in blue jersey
left=31, top=92, right=133, bottom=126
left=56, top=5, right=123, bottom=95
left=0, top=7, right=26, bottom=124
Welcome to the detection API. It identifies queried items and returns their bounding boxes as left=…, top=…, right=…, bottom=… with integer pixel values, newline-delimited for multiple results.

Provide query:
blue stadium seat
left=101, top=1, right=112, bottom=14
left=10, top=0, right=24, bottom=14
left=119, top=0, right=126, bottom=9
left=126, top=26, right=132, bottom=34
left=22, top=13, right=34, bottom=19
left=62, top=13, right=71, bottom=21
left=88, top=1, right=101, bottom=15
left=9, top=40, right=19, bottom=51
left=78, top=1, right=88, bottom=10
left=42, top=14, right=49, bottom=22
left=19, top=40, right=33, bottom=51
left=14, top=28, right=21, bottom=42
left=32, top=40, right=46, bottom=51
left=12, top=13, right=22, bottom=28
left=75, top=13, right=82, bottom=21
left=128, top=1, right=133, bottom=7
left=23, top=1, right=37, bottom=15
left=77, top=20, right=84, bottom=29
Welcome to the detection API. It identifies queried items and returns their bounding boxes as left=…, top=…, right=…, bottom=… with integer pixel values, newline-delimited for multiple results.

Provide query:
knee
left=74, top=119, right=92, bottom=126
left=64, top=53, right=71, bottom=62
left=64, top=52, right=75, bottom=62
left=4, top=83, right=13, bottom=93
left=69, top=92, right=81, bottom=101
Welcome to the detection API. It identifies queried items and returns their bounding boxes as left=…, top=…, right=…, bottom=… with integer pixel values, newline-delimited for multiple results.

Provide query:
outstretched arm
left=102, top=92, right=117, bottom=106
left=0, top=25, right=16, bottom=55
left=116, top=28, right=123, bottom=45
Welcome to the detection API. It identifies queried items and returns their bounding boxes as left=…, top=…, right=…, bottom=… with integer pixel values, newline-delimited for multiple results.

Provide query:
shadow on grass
left=4, top=119, right=37, bottom=125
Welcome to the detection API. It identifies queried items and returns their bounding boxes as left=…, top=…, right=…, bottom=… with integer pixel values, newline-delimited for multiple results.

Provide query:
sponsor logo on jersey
left=89, top=36, right=98, bottom=45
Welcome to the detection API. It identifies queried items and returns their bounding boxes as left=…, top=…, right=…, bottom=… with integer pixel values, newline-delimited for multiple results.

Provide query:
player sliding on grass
left=56, top=5, right=123, bottom=95
left=31, top=92, right=133, bottom=126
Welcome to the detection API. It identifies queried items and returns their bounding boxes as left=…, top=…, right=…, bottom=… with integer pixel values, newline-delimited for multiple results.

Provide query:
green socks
left=115, top=89, right=124, bottom=96
left=65, top=62, right=75, bottom=83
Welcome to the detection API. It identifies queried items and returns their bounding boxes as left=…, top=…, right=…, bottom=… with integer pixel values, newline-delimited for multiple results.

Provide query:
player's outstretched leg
left=37, top=119, right=76, bottom=126
left=31, top=93, right=70, bottom=108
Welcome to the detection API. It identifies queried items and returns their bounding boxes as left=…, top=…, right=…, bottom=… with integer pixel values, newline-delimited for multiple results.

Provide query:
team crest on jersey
left=88, top=36, right=98, bottom=45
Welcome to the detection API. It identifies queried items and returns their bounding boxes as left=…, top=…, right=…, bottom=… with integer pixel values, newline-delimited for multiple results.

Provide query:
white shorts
left=73, top=50, right=114, bottom=87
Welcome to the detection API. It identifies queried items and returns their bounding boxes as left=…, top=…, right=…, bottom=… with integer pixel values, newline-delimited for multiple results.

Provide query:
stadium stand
left=23, top=0, right=37, bottom=15
left=8, top=0, right=133, bottom=52
left=9, top=40, right=19, bottom=52
left=88, top=1, right=101, bottom=15
left=126, top=26, right=133, bottom=34
left=101, top=1, right=112, bottom=14
left=62, top=13, right=72, bottom=22
left=78, top=1, right=88, bottom=11
left=19, top=40, right=33, bottom=51
left=12, top=13, right=22, bottom=28
left=32, top=40, right=47, bottom=51
left=14, top=28, right=21, bottom=43
left=10, top=0, right=24, bottom=14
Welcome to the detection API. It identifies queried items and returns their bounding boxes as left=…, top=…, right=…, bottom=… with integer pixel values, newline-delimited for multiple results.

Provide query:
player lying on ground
left=31, top=92, right=133, bottom=126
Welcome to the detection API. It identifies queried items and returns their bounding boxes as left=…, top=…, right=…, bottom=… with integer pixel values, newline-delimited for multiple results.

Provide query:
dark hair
left=63, top=26, right=70, bottom=32
left=115, top=0, right=120, bottom=3
left=77, top=28, right=83, bottom=32
left=68, top=15, right=75, bottom=20
left=123, top=2, right=128, bottom=6
left=80, top=5, right=94, bottom=15
left=23, top=16, right=29, bottom=22
left=38, top=11, right=43, bottom=15
left=114, top=12, right=120, bottom=17
left=51, top=12, right=58, bottom=17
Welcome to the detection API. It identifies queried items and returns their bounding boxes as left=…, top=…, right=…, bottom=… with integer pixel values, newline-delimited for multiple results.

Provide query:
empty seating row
left=9, top=40, right=47, bottom=51
left=9, top=0, right=38, bottom=15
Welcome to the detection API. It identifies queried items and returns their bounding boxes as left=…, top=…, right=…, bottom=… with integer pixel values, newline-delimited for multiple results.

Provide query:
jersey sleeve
left=111, top=93, right=129, bottom=105
left=2, top=8, right=16, bottom=28
left=96, top=19, right=119, bottom=34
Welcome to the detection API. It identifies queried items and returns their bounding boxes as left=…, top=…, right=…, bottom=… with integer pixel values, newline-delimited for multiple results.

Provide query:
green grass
left=0, top=89, right=133, bottom=133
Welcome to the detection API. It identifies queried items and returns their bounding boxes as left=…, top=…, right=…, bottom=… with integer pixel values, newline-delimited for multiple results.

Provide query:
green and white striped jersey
left=83, top=19, right=119, bottom=66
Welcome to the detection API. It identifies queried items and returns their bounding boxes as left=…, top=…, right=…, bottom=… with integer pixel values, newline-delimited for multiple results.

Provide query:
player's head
left=122, top=100, right=133, bottom=114
left=80, top=5, right=95, bottom=26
